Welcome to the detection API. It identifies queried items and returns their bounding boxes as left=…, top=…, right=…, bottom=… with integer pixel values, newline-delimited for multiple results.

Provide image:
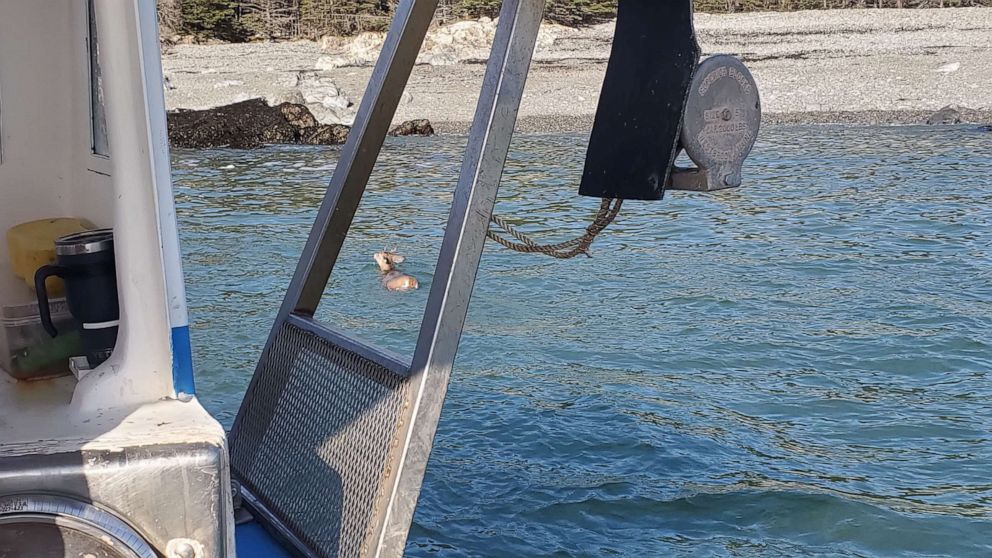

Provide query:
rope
left=486, top=198, right=623, bottom=259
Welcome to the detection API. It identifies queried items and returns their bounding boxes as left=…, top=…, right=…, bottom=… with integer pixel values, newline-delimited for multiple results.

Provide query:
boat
left=0, top=1, right=758, bottom=556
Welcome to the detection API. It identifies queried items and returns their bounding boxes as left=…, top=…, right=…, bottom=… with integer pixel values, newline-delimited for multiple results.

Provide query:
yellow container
left=6, top=218, right=92, bottom=296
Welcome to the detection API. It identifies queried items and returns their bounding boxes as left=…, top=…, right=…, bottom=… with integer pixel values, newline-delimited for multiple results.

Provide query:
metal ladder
left=228, top=0, right=547, bottom=556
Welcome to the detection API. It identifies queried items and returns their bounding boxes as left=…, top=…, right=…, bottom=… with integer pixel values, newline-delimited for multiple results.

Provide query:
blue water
left=173, top=125, right=992, bottom=557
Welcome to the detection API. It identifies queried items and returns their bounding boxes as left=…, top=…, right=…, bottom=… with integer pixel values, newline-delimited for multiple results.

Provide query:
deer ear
left=390, top=254, right=405, bottom=264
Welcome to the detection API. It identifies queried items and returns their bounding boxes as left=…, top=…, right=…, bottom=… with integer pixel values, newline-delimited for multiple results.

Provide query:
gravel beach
left=162, top=8, right=992, bottom=132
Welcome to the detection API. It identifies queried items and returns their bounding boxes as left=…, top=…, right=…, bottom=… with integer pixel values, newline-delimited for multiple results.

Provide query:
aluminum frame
left=229, top=0, right=547, bottom=555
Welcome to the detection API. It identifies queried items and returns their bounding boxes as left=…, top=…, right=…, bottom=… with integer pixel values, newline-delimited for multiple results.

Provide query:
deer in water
left=373, top=249, right=419, bottom=292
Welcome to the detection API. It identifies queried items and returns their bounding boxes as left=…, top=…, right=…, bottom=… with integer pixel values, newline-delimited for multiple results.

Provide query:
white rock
left=307, top=103, right=355, bottom=127
left=341, top=32, right=388, bottom=67
left=213, top=79, right=244, bottom=88
left=426, top=51, right=459, bottom=66
left=287, top=70, right=357, bottom=124
left=312, top=17, right=561, bottom=69
left=278, top=73, right=301, bottom=88
left=315, top=55, right=345, bottom=71
left=319, top=35, right=345, bottom=52
left=267, top=88, right=306, bottom=106
left=320, top=94, right=350, bottom=111
left=298, top=71, right=343, bottom=104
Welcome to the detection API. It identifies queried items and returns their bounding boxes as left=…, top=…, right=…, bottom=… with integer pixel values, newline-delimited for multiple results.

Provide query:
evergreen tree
left=159, top=0, right=992, bottom=42
left=158, top=0, right=183, bottom=36
left=452, top=0, right=502, bottom=19
left=180, top=0, right=245, bottom=40
left=544, top=0, right=616, bottom=25
left=299, top=0, right=395, bottom=37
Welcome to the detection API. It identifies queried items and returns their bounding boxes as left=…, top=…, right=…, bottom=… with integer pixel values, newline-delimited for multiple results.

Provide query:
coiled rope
left=486, top=198, right=623, bottom=259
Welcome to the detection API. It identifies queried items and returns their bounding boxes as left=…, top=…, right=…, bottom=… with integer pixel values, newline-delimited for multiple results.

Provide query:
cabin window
left=88, top=0, right=109, bottom=157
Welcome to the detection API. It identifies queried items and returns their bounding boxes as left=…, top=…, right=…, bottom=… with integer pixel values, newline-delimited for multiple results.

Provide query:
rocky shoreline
left=161, top=8, right=992, bottom=144
left=167, top=99, right=434, bottom=148
left=167, top=99, right=988, bottom=149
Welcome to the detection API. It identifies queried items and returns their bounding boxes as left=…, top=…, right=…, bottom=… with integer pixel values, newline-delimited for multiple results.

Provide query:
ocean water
left=172, top=125, right=992, bottom=557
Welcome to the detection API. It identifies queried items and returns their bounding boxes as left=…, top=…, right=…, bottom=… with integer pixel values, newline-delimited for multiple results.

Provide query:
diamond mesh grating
left=231, top=321, right=410, bottom=558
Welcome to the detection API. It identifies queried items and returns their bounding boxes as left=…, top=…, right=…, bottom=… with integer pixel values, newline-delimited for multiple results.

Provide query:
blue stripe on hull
left=171, top=325, right=195, bottom=395
left=236, top=521, right=294, bottom=557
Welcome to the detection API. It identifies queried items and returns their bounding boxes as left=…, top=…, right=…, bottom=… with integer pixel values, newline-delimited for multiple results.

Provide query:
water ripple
left=173, top=125, right=992, bottom=557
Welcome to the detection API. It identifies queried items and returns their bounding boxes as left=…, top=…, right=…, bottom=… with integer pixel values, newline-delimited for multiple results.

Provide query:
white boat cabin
left=0, top=2, right=235, bottom=556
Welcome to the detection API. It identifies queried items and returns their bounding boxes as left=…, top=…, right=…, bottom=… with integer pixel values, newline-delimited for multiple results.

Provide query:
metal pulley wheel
left=0, top=494, right=157, bottom=558
left=670, top=54, right=762, bottom=192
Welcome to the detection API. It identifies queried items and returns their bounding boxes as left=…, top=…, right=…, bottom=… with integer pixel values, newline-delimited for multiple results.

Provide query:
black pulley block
left=579, top=0, right=700, bottom=201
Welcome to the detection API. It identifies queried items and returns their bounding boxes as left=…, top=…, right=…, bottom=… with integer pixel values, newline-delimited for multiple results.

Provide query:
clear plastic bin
left=1, top=298, right=79, bottom=381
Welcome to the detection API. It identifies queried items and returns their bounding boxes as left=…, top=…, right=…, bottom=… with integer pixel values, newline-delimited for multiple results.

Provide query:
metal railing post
left=374, top=0, right=547, bottom=554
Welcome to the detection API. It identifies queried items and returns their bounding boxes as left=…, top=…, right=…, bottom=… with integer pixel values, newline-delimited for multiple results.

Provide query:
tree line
left=158, top=0, right=991, bottom=41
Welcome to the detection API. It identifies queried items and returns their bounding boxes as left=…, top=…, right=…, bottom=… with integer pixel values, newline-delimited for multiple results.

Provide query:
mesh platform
left=230, top=321, right=411, bottom=558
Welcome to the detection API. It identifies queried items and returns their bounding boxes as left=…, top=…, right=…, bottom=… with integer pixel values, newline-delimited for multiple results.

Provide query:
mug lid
left=55, top=228, right=114, bottom=256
